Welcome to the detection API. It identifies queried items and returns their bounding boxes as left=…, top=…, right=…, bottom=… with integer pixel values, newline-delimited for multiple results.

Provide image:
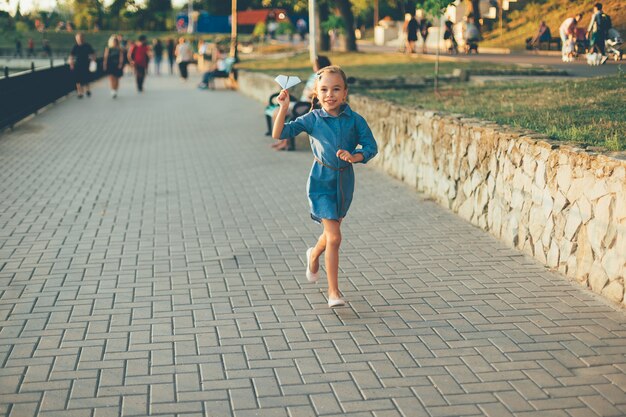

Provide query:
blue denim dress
left=280, top=104, right=378, bottom=223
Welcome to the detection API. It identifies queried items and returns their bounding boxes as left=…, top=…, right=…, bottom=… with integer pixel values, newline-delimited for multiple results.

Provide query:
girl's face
left=316, top=72, right=348, bottom=115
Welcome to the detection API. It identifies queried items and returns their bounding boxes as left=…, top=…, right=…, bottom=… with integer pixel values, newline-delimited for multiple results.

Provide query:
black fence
left=0, top=58, right=104, bottom=130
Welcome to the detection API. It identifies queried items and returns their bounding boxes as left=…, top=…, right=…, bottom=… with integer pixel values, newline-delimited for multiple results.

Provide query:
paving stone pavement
left=1, top=74, right=626, bottom=417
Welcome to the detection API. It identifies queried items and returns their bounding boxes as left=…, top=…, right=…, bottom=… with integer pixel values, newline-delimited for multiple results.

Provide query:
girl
left=272, top=66, right=378, bottom=308
left=103, top=35, right=124, bottom=98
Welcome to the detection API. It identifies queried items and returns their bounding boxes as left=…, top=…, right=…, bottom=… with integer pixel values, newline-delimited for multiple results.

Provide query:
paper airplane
left=275, top=75, right=302, bottom=90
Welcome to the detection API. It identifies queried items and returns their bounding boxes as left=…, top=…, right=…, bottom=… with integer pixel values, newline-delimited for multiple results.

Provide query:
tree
left=334, top=0, right=357, bottom=51
left=146, top=0, right=172, bottom=30
left=72, top=0, right=103, bottom=29
left=318, top=0, right=331, bottom=51
left=421, top=0, right=456, bottom=92
left=467, top=0, right=481, bottom=32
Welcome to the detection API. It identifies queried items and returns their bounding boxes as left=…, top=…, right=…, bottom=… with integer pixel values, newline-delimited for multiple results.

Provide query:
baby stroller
left=606, top=27, right=623, bottom=61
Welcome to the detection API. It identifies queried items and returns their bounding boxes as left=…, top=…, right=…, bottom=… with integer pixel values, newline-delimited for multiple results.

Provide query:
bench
left=265, top=93, right=310, bottom=151
left=207, top=57, right=238, bottom=90
left=538, top=37, right=562, bottom=51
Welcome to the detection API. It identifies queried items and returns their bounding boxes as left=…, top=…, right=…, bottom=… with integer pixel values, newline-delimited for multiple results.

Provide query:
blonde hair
left=310, top=65, right=348, bottom=111
left=108, top=35, right=119, bottom=48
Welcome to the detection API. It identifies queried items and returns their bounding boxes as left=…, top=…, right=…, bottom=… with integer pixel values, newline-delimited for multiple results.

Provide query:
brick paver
left=1, top=74, right=625, bottom=417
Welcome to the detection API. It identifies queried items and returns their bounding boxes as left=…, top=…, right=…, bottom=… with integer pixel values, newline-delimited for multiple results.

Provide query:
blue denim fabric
left=279, top=104, right=378, bottom=222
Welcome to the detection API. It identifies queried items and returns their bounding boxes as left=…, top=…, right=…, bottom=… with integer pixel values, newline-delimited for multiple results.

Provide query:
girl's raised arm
left=272, top=89, right=290, bottom=139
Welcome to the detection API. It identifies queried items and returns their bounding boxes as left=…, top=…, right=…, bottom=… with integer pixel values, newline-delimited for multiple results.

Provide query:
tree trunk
left=334, top=0, right=357, bottom=51
left=318, top=1, right=331, bottom=51
left=470, top=0, right=482, bottom=32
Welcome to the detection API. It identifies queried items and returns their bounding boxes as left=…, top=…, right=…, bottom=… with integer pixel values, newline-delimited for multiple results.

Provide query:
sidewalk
left=356, top=40, right=621, bottom=78
left=0, top=74, right=625, bottom=417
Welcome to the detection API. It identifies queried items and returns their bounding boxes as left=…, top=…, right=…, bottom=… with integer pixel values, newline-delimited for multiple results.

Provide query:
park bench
left=265, top=93, right=310, bottom=151
left=537, top=37, right=562, bottom=51
left=208, top=57, right=238, bottom=90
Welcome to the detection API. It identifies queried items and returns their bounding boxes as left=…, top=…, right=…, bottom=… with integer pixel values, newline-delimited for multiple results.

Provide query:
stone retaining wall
left=238, top=70, right=626, bottom=307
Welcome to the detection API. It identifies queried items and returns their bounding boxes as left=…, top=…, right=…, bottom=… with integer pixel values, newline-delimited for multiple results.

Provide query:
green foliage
left=421, top=0, right=456, bottom=16
left=252, top=21, right=266, bottom=38
left=277, top=21, right=295, bottom=35
left=15, top=21, right=30, bottom=32
left=321, top=15, right=345, bottom=34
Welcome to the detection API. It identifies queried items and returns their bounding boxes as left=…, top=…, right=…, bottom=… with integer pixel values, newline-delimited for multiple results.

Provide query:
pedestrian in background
left=175, top=37, right=193, bottom=80
left=166, top=38, right=176, bottom=75
left=405, top=13, right=418, bottom=54
left=27, top=38, right=35, bottom=57
left=587, top=2, right=611, bottom=64
left=69, top=32, right=96, bottom=98
left=42, top=39, right=52, bottom=57
left=14, top=39, right=22, bottom=57
left=153, top=39, right=164, bottom=75
left=296, top=18, right=307, bottom=42
left=103, top=35, right=124, bottom=98
left=128, top=35, right=150, bottom=92
left=417, top=11, right=432, bottom=53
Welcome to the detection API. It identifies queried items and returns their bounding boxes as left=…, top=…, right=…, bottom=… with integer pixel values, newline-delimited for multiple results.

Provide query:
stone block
left=601, top=281, right=623, bottom=303
left=585, top=179, right=609, bottom=201
left=564, top=205, right=583, bottom=241
left=556, top=165, right=572, bottom=193
left=589, top=260, right=609, bottom=293
left=552, top=192, right=569, bottom=215
left=575, top=225, right=594, bottom=282
left=541, top=216, right=554, bottom=248
left=547, top=240, right=560, bottom=269
left=566, top=173, right=595, bottom=203
left=535, top=160, right=547, bottom=189
left=601, top=249, right=624, bottom=281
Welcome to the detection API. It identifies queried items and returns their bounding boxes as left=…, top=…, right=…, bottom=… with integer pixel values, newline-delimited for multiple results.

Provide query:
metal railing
left=0, top=58, right=104, bottom=130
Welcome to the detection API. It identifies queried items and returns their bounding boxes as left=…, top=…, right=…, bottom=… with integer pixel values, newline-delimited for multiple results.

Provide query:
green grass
left=367, top=75, right=626, bottom=151
left=238, top=51, right=531, bottom=80
left=243, top=51, right=625, bottom=151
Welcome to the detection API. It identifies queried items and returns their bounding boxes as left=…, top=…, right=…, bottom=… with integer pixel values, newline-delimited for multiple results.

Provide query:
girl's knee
left=326, top=231, right=342, bottom=247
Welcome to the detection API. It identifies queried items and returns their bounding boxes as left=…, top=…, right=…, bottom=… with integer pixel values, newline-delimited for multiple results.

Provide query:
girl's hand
left=277, top=89, right=290, bottom=109
left=337, top=149, right=357, bottom=163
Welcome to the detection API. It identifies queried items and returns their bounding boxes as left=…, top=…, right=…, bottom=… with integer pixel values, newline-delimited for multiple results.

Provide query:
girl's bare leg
left=321, top=219, right=341, bottom=299
left=309, top=233, right=326, bottom=274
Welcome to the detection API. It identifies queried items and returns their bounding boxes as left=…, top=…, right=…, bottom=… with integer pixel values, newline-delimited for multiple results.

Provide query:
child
left=272, top=66, right=378, bottom=308
left=562, top=34, right=576, bottom=62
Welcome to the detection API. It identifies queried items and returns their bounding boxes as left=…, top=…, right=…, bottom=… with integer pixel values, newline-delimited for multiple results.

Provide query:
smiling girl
left=272, top=65, right=378, bottom=308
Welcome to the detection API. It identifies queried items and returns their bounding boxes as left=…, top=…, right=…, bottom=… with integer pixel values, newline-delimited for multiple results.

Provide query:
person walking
left=296, top=18, right=308, bottom=42
left=103, top=35, right=124, bottom=98
left=587, top=2, right=611, bottom=64
left=128, top=35, right=150, bottom=92
left=166, top=38, right=176, bottom=75
left=14, top=39, right=22, bottom=57
left=417, top=12, right=432, bottom=53
left=42, top=39, right=52, bottom=57
left=175, top=37, right=193, bottom=80
left=405, top=13, right=419, bottom=54
left=27, top=38, right=35, bottom=57
left=272, top=65, right=378, bottom=308
left=69, top=32, right=96, bottom=98
left=560, top=13, right=583, bottom=44
left=153, top=39, right=164, bottom=75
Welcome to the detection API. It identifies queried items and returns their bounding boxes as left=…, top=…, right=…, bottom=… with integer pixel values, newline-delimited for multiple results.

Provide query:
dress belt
left=313, top=157, right=350, bottom=218
left=313, top=156, right=350, bottom=172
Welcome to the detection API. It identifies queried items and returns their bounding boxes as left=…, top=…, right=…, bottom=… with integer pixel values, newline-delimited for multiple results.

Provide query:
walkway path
left=1, top=75, right=625, bottom=417
left=357, top=41, right=621, bottom=78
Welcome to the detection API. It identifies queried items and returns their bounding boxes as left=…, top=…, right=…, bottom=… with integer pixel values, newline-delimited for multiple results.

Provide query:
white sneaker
left=305, top=248, right=319, bottom=283
left=601, top=55, right=608, bottom=65
left=111, top=90, right=117, bottom=98
left=328, top=297, right=346, bottom=308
